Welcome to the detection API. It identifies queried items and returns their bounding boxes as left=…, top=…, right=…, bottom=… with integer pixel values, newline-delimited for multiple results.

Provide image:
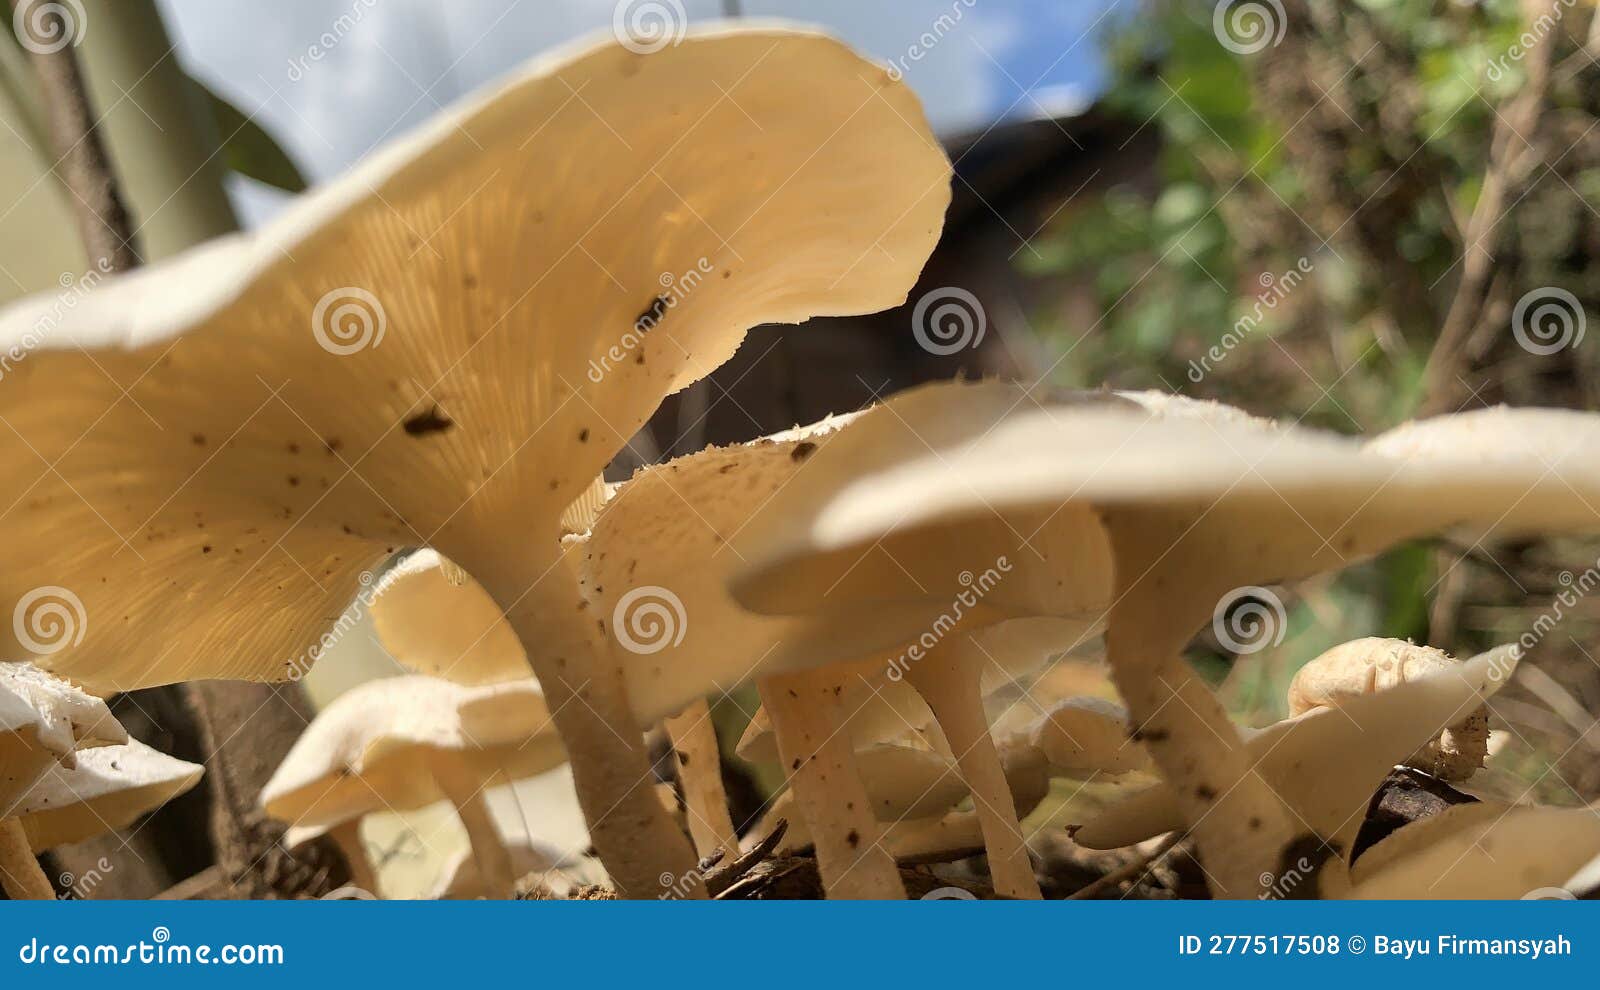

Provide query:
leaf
left=199, top=79, right=307, bottom=193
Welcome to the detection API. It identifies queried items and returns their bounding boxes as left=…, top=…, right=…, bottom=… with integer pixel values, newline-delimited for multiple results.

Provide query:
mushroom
left=1286, top=637, right=1490, bottom=781
left=661, top=699, right=740, bottom=863
left=427, top=837, right=575, bottom=900
left=744, top=696, right=1150, bottom=866
left=1338, top=802, right=1600, bottom=899
left=1074, top=644, right=1519, bottom=885
left=260, top=675, right=567, bottom=899
left=0, top=26, right=950, bottom=896
left=1, top=661, right=127, bottom=899
left=10, top=740, right=203, bottom=853
left=377, top=409, right=1109, bottom=898
left=730, top=380, right=1600, bottom=896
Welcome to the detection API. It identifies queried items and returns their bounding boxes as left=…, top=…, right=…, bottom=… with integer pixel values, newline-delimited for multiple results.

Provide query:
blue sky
left=153, top=0, right=1126, bottom=222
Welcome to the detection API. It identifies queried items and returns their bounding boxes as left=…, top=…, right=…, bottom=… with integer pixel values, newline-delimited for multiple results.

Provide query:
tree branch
left=13, top=1, right=141, bottom=270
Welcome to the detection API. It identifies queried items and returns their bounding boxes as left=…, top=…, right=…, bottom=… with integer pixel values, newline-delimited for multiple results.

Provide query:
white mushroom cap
left=11, top=739, right=202, bottom=851
left=1343, top=802, right=1600, bottom=899
left=732, top=383, right=1600, bottom=624
left=2, top=662, right=126, bottom=812
left=260, top=675, right=565, bottom=838
left=1027, top=697, right=1151, bottom=776
left=374, top=415, right=1102, bottom=730
left=1075, top=646, right=1519, bottom=852
left=1288, top=638, right=1489, bottom=781
left=0, top=25, right=951, bottom=692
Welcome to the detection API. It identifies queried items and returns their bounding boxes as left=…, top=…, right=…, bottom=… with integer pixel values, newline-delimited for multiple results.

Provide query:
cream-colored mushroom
left=0, top=26, right=949, bottom=896
left=427, top=837, right=573, bottom=900
left=261, top=675, right=567, bottom=899
left=746, top=696, right=1149, bottom=869
left=12, top=740, right=203, bottom=852
left=1, top=662, right=126, bottom=899
left=1287, top=638, right=1490, bottom=781
left=378, top=411, right=1108, bottom=899
left=730, top=380, right=1600, bottom=896
left=1338, top=801, right=1600, bottom=899
left=1075, top=645, right=1519, bottom=885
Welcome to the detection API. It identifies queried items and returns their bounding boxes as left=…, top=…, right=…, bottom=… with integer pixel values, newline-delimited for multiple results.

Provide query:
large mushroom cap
left=0, top=24, right=951, bottom=692
left=12, top=739, right=203, bottom=851
left=730, top=383, right=1600, bottom=616
left=2, top=662, right=126, bottom=812
left=1344, top=803, right=1600, bottom=899
left=260, top=675, right=565, bottom=836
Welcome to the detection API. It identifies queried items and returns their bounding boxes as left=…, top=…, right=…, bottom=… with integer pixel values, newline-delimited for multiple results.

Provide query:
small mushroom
left=745, top=698, right=1149, bottom=865
left=1, top=661, right=128, bottom=899
left=10, top=740, right=203, bottom=852
left=0, top=26, right=950, bottom=896
left=1287, top=637, right=1490, bottom=781
left=731, top=380, right=1600, bottom=896
left=260, top=676, right=567, bottom=899
left=1075, top=645, right=1519, bottom=868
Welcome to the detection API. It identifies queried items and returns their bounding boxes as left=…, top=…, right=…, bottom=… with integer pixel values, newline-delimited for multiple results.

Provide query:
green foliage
left=202, top=81, right=308, bottom=194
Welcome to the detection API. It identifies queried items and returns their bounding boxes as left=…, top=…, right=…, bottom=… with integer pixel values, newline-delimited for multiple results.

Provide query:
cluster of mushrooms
left=3, top=24, right=1600, bottom=900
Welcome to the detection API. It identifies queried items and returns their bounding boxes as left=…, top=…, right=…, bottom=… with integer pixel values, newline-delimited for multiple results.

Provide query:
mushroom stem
left=1101, top=511, right=1294, bottom=899
left=0, top=817, right=54, bottom=900
left=326, top=819, right=379, bottom=896
left=464, top=544, right=702, bottom=899
left=760, top=668, right=906, bottom=899
left=904, top=642, right=1041, bottom=899
left=662, top=699, right=741, bottom=863
left=433, top=758, right=515, bottom=900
